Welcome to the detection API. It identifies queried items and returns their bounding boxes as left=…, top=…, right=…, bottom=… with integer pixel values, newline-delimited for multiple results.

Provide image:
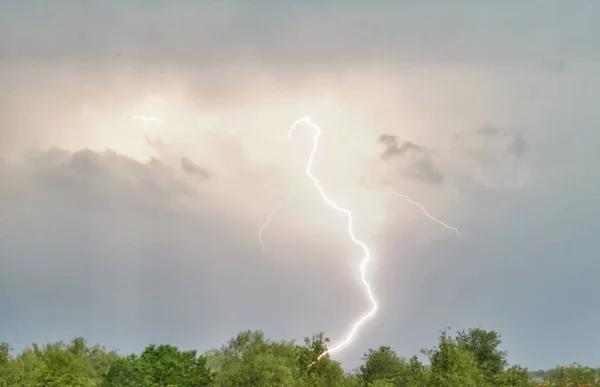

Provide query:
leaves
left=0, top=328, right=595, bottom=386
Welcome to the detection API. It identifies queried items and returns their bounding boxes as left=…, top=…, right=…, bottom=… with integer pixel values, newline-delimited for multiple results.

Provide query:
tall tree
left=456, top=327, right=507, bottom=383
left=358, top=346, right=407, bottom=386
left=298, top=333, right=346, bottom=387
left=104, top=344, right=212, bottom=386
left=494, top=365, right=535, bottom=387
left=208, top=330, right=300, bottom=386
left=545, top=363, right=600, bottom=386
left=208, top=330, right=347, bottom=387
left=424, top=330, right=486, bottom=387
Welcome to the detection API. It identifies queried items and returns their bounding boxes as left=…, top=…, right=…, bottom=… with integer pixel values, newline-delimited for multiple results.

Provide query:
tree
left=0, top=343, right=11, bottom=366
left=30, top=341, right=96, bottom=386
left=404, top=355, right=428, bottom=387
left=102, top=355, right=137, bottom=386
left=0, top=327, right=597, bottom=386
left=208, top=330, right=300, bottom=386
left=369, top=380, right=395, bottom=387
left=299, top=333, right=347, bottom=387
left=207, top=330, right=347, bottom=387
left=424, top=330, right=486, bottom=387
left=456, top=327, right=508, bottom=383
left=104, top=344, right=212, bottom=386
left=545, top=363, right=600, bottom=386
left=0, top=343, right=21, bottom=387
left=494, top=365, right=535, bottom=387
left=358, top=346, right=407, bottom=386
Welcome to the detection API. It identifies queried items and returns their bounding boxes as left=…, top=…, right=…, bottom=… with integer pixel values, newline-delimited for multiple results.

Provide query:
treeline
left=530, top=367, right=600, bottom=378
left=0, top=328, right=598, bottom=386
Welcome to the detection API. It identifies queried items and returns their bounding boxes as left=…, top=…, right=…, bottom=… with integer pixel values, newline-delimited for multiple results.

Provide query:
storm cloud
left=0, top=147, right=364, bottom=358
left=378, top=134, right=444, bottom=186
left=180, top=157, right=212, bottom=180
left=1, top=0, right=599, bottom=373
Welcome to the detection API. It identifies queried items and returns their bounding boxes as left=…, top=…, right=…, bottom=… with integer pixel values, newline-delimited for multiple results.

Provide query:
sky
left=1, top=0, right=599, bottom=372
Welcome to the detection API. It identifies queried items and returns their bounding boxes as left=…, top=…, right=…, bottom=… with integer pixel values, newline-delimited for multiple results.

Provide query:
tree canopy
left=0, top=327, right=597, bottom=386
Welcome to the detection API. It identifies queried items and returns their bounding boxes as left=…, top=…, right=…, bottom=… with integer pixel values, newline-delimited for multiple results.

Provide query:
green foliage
left=357, top=346, right=430, bottom=387
left=494, top=365, right=536, bottom=387
left=103, top=345, right=213, bottom=386
left=0, top=328, right=595, bottom=386
left=207, top=330, right=346, bottom=387
left=0, top=343, right=11, bottom=366
left=0, top=337, right=118, bottom=387
left=359, top=345, right=407, bottom=385
left=456, top=327, right=508, bottom=383
left=423, top=330, right=486, bottom=387
left=544, top=363, right=600, bottom=386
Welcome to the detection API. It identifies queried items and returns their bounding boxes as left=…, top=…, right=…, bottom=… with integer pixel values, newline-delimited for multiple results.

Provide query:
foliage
left=0, top=328, right=596, bottom=386
left=543, top=363, right=600, bottom=386
left=456, top=327, right=508, bottom=383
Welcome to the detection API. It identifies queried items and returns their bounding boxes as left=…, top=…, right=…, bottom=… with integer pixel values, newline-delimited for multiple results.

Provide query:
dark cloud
left=476, top=125, right=528, bottom=158
left=451, top=125, right=530, bottom=189
left=506, top=130, right=527, bottom=158
left=378, top=134, right=444, bottom=185
left=1, top=0, right=599, bottom=373
left=541, top=61, right=567, bottom=74
left=1, top=1, right=598, bottom=69
left=477, top=125, right=502, bottom=137
left=378, top=134, right=399, bottom=154
left=0, top=147, right=364, bottom=363
left=180, top=157, right=211, bottom=180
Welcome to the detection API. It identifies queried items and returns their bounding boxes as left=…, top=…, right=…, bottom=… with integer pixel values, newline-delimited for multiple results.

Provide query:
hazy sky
left=1, top=0, right=599, bottom=371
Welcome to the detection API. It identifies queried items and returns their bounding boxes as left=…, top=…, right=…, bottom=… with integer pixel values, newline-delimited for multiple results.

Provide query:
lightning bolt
left=393, top=193, right=461, bottom=237
left=288, top=116, right=378, bottom=365
left=258, top=195, right=291, bottom=252
left=256, top=116, right=461, bottom=367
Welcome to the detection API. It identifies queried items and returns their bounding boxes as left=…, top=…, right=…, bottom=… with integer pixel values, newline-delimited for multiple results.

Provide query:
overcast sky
left=1, top=0, right=599, bottom=371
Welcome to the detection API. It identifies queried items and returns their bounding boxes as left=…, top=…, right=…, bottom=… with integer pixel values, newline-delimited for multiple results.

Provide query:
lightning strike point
left=283, top=117, right=461, bottom=368
left=288, top=117, right=379, bottom=366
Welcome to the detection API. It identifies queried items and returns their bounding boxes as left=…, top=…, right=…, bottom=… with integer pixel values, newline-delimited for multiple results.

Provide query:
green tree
left=456, top=327, right=508, bottom=383
left=208, top=330, right=299, bottom=386
left=298, top=333, right=346, bottom=387
left=0, top=343, right=21, bottom=387
left=404, top=355, right=428, bottom=387
left=369, top=380, right=395, bottom=387
left=545, top=363, right=600, bottom=386
left=358, top=346, right=407, bottom=386
left=208, top=330, right=347, bottom=387
left=343, top=374, right=363, bottom=387
left=102, top=355, right=137, bottom=386
left=5, top=347, right=47, bottom=386
left=0, top=343, right=10, bottom=366
left=103, top=344, right=212, bottom=386
left=494, top=365, right=535, bottom=387
left=1, top=327, right=598, bottom=387
left=31, top=341, right=96, bottom=387
left=424, top=330, right=486, bottom=387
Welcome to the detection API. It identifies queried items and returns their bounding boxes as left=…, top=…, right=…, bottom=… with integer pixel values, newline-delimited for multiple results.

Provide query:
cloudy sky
left=1, top=0, right=599, bottom=371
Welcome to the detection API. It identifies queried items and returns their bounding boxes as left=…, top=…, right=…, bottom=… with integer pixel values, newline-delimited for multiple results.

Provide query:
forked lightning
left=288, top=116, right=379, bottom=365
left=133, top=110, right=460, bottom=366
left=258, top=195, right=291, bottom=252
left=394, top=193, right=460, bottom=237
left=259, top=116, right=461, bottom=367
